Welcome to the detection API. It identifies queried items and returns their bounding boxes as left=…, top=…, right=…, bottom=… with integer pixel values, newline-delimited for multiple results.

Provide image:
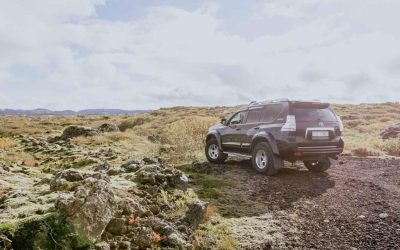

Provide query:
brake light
left=294, top=151, right=302, bottom=157
left=337, top=116, right=344, bottom=132
left=281, top=115, right=296, bottom=132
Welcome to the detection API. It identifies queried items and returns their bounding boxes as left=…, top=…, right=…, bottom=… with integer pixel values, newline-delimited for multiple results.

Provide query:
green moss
left=0, top=223, right=17, bottom=236
left=197, top=188, right=224, bottom=199
left=194, top=176, right=234, bottom=188
left=194, top=216, right=238, bottom=250
left=11, top=213, right=91, bottom=250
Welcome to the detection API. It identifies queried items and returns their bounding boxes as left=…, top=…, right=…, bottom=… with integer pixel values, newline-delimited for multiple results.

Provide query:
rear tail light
left=337, top=116, right=344, bottom=132
left=281, top=115, right=296, bottom=132
left=294, top=150, right=302, bottom=157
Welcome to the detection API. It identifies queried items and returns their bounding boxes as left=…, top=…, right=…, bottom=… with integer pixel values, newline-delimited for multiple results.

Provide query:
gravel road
left=199, top=156, right=400, bottom=249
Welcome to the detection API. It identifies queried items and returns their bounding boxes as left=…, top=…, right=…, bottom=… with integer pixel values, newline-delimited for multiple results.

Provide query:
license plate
left=312, top=131, right=329, bottom=138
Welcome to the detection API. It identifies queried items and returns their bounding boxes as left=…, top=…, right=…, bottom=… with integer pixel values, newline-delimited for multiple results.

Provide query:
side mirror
left=221, top=118, right=227, bottom=125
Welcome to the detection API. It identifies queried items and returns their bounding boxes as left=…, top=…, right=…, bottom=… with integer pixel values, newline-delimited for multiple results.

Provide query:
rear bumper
left=297, top=145, right=343, bottom=156
left=277, top=138, right=344, bottom=161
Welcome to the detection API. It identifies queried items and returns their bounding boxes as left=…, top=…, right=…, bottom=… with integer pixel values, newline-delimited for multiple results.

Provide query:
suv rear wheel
left=205, top=138, right=228, bottom=163
left=252, top=142, right=277, bottom=175
left=303, top=159, right=331, bottom=172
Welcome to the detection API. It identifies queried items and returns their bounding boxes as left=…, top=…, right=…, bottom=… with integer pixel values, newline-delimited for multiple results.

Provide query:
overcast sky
left=1, top=0, right=400, bottom=110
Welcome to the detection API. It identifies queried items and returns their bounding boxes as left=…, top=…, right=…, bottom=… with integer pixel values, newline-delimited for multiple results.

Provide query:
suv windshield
left=292, top=108, right=337, bottom=122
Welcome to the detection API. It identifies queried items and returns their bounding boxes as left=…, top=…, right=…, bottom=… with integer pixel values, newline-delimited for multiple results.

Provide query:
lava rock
left=97, top=123, right=120, bottom=133
left=61, top=126, right=99, bottom=140
left=56, top=179, right=117, bottom=242
left=181, top=201, right=209, bottom=230
left=121, top=159, right=143, bottom=173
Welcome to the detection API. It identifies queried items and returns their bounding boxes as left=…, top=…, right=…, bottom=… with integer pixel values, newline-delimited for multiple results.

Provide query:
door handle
left=236, top=128, right=241, bottom=131
left=254, top=127, right=260, bottom=130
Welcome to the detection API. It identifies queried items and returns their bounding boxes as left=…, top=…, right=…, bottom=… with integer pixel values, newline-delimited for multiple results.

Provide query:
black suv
left=205, top=99, right=344, bottom=175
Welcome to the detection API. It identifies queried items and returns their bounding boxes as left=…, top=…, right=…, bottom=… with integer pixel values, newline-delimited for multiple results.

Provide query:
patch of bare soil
left=188, top=156, right=400, bottom=249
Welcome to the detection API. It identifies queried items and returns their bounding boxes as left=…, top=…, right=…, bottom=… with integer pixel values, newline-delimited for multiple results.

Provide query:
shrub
left=160, top=116, right=219, bottom=163
left=351, top=148, right=370, bottom=157
left=118, top=117, right=147, bottom=132
left=379, top=138, right=400, bottom=156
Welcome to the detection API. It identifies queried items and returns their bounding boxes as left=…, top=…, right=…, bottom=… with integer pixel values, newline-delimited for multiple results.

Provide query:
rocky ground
left=0, top=126, right=211, bottom=249
left=1, top=121, right=400, bottom=249
left=186, top=156, right=400, bottom=249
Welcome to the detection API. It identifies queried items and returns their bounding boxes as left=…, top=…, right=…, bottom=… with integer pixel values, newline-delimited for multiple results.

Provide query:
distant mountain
left=0, top=108, right=150, bottom=116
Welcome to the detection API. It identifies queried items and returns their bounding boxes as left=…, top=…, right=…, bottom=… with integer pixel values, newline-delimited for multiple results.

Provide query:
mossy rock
left=61, top=126, right=98, bottom=140
left=10, top=213, right=91, bottom=250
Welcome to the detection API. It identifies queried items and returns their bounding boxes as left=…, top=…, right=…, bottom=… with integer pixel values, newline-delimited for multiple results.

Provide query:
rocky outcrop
left=380, top=126, right=400, bottom=140
left=56, top=179, right=117, bottom=242
left=50, top=169, right=109, bottom=191
left=97, top=123, right=120, bottom=133
left=61, top=126, right=99, bottom=140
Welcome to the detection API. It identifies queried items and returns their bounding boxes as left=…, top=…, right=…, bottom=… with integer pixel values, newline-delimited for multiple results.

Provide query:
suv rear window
left=246, top=109, right=263, bottom=123
left=262, top=104, right=282, bottom=122
left=292, top=108, right=337, bottom=122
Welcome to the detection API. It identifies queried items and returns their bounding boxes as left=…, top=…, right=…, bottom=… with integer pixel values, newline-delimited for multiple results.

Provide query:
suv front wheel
left=252, top=142, right=277, bottom=175
left=303, top=159, right=331, bottom=172
left=205, top=138, right=228, bottom=163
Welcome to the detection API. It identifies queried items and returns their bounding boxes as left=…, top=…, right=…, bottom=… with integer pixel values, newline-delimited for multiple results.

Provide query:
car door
left=241, top=106, right=264, bottom=152
left=220, top=110, right=247, bottom=151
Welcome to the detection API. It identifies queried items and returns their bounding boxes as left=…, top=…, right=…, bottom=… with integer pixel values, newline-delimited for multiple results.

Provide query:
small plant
left=379, top=138, right=400, bottom=156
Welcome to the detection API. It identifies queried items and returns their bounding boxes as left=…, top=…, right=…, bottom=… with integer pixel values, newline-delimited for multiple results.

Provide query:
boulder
left=121, top=159, right=143, bottom=173
left=56, top=179, right=117, bottom=242
left=146, top=217, right=187, bottom=247
left=97, top=123, right=120, bottom=133
left=50, top=169, right=109, bottom=191
left=50, top=169, right=84, bottom=191
left=181, top=201, right=209, bottom=230
left=117, top=197, right=147, bottom=216
left=135, top=163, right=188, bottom=188
left=61, top=126, right=98, bottom=140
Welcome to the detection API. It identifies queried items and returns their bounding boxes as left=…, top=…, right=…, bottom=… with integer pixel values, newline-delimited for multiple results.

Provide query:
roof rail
left=270, top=98, right=290, bottom=103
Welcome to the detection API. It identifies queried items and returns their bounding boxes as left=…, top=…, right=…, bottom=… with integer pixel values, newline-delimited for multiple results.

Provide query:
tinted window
left=229, top=111, right=247, bottom=125
left=246, top=109, right=263, bottom=123
left=262, top=104, right=282, bottom=122
left=292, top=108, right=337, bottom=121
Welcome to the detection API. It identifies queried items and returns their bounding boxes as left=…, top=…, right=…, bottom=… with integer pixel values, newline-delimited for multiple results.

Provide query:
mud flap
left=273, top=155, right=284, bottom=170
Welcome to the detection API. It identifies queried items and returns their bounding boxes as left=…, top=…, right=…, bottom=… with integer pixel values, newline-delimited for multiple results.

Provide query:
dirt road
left=188, top=156, right=400, bottom=249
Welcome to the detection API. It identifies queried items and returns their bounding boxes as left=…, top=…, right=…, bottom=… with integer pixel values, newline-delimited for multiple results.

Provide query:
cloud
left=1, top=0, right=400, bottom=109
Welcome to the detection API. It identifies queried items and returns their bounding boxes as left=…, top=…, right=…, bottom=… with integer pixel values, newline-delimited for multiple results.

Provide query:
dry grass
left=379, top=138, right=400, bottom=156
left=0, top=138, right=15, bottom=149
left=159, top=116, right=219, bottom=163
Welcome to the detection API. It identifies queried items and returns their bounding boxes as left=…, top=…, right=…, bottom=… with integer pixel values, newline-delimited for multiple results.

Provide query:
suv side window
left=246, top=108, right=263, bottom=123
left=262, top=104, right=282, bottom=122
left=229, top=111, right=247, bottom=125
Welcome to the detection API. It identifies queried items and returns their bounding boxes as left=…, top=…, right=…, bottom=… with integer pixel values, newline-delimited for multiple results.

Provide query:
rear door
left=290, top=103, right=339, bottom=141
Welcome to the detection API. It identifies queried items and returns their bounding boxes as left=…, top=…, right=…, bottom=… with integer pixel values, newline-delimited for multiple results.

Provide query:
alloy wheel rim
left=255, top=149, right=268, bottom=169
left=208, top=144, right=219, bottom=159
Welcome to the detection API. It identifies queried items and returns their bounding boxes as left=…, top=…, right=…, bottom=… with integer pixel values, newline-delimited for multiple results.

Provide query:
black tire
left=251, top=142, right=277, bottom=175
left=303, top=159, right=331, bottom=172
left=205, top=138, right=228, bottom=163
